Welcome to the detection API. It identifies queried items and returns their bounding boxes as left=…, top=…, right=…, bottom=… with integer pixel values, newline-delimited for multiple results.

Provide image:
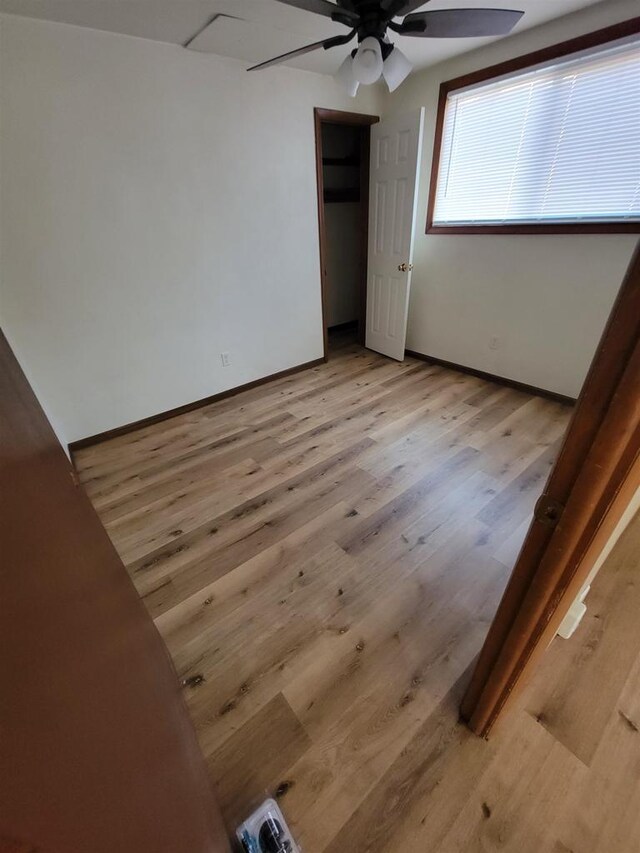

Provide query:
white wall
left=387, top=0, right=638, bottom=398
left=0, top=13, right=381, bottom=446
left=0, top=22, right=68, bottom=452
left=2, top=3, right=638, bottom=449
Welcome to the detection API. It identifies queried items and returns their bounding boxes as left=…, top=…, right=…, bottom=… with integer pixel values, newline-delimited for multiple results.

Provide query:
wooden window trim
left=426, top=17, right=640, bottom=236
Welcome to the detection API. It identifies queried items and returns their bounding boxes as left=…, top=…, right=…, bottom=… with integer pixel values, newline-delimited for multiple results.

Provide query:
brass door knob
left=398, top=263, right=414, bottom=272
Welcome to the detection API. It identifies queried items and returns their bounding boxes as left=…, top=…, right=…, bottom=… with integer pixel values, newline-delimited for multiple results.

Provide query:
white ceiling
left=0, top=0, right=607, bottom=75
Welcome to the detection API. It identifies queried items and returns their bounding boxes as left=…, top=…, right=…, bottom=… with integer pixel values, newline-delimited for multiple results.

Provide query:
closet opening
left=314, top=108, right=379, bottom=359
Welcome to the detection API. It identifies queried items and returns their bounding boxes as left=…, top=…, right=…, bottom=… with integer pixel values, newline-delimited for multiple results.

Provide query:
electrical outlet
left=489, top=336, right=500, bottom=351
left=220, top=352, right=231, bottom=368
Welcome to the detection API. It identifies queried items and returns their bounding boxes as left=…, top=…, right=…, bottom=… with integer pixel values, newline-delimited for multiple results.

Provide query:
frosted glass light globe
left=352, top=37, right=383, bottom=85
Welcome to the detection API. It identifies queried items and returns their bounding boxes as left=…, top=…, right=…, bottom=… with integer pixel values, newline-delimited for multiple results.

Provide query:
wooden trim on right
left=426, top=17, right=640, bottom=235
left=406, top=349, right=576, bottom=406
left=358, top=118, right=373, bottom=347
left=460, top=241, right=640, bottom=737
left=427, top=223, right=640, bottom=236
left=314, top=108, right=330, bottom=360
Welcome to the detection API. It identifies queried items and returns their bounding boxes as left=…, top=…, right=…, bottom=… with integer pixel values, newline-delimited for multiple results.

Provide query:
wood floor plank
left=181, top=543, right=369, bottom=756
left=74, top=339, right=595, bottom=852
left=436, top=713, right=584, bottom=853
left=525, top=515, right=640, bottom=766
left=154, top=503, right=352, bottom=654
left=555, top=645, right=640, bottom=853
left=116, top=436, right=375, bottom=569
left=323, top=668, right=498, bottom=853
left=90, top=428, right=285, bottom=512
left=206, top=692, right=312, bottom=831
left=278, top=557, right=507, bottom=852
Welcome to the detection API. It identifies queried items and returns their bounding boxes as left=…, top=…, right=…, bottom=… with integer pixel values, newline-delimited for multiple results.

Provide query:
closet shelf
left=324, top=188, right=360, bottom=203
left=322, top=156, right=359, bottom=167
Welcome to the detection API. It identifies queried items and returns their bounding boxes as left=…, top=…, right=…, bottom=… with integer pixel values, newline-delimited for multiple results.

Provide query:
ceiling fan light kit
left=242, top=1, right=524, bottom=95
left=336, top=53, right=360, bottom=95
left=382, top=43, right=414, bottom=92
left=334, top=37, right=413, bottom=93
left=352, top=36, right=384, bottom=83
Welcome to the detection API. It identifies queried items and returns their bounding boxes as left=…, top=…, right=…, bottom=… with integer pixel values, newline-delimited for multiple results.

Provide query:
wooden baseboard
left=405, top=349, right=576, bottom=406
left=69, top=357, right=325, bottom=454
left=70, top=348, right=574, bottom=454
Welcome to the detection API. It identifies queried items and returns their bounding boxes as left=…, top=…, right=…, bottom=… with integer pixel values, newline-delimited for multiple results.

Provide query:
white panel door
left=366, top=109, right=424, bottom=361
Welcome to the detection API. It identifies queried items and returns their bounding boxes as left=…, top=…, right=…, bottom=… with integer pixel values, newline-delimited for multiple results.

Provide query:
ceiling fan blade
left=247, top=31, right=355, bottom=71
left=271, top=0, right=359, bottom=25
left=382, top=0, right=432, bottom=18
left=401, top=8, right=524, bottom=38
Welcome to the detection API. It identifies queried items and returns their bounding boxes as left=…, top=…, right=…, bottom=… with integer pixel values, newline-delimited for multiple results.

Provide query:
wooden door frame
left=461, top=241, right=640, bottom=737
left=314, top=108, right=379, bottom=359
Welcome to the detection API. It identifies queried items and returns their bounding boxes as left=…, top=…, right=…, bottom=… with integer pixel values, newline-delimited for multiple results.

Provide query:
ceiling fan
left=247, top=0, right=524, bottom=94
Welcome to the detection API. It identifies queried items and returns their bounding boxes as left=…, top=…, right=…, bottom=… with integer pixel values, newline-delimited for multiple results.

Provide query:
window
left=427, top=22, right=640, bottom=233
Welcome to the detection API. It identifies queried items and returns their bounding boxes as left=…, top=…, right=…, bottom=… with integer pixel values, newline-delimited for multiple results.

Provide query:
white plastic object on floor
left=557, top=585, right=590, bottom=639
left=236, top=798, right=300, bottom=853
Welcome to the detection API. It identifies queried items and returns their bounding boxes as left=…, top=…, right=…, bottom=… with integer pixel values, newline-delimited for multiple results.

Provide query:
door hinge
left=534, top=494, right=565, bottom=528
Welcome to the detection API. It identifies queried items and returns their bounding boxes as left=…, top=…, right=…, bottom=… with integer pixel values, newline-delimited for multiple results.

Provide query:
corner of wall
left=0, top=323, right=71, bottom=455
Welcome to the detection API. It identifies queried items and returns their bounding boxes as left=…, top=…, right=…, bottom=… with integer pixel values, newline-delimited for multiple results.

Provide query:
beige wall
left=385, top=0, right=638, bottom=398
left=0, top=13, right=382, bottom=446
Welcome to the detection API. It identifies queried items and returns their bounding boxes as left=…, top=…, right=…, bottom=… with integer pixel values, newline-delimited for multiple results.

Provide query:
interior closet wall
left=321, top=124, right=362, bottom=329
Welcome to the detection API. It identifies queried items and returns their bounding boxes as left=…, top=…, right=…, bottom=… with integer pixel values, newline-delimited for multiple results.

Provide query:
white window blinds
left=432, top=38, right=640, bottom=226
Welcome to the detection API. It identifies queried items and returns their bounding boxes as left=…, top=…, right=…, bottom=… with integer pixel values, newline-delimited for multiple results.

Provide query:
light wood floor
left=75, top=333, right=640, bottom=852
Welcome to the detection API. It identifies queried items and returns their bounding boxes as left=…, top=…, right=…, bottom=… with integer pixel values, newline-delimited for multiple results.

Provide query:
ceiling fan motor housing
left=336, top=0, right=389, bottom=41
